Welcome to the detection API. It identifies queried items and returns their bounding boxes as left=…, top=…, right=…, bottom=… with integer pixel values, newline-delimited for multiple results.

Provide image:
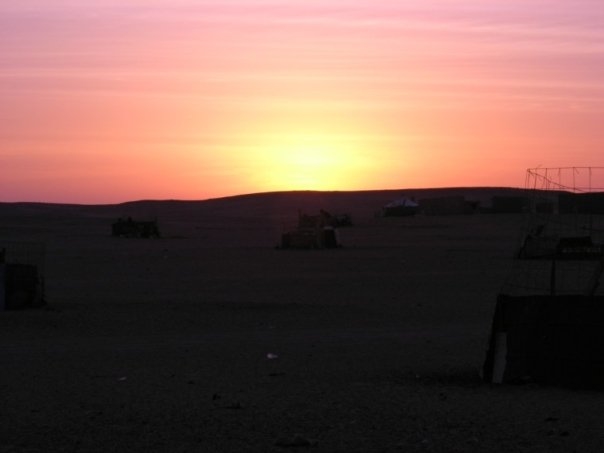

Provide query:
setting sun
left=240, top=127, right=381, bottom=193
left=272, top=145, right=339, bottom=189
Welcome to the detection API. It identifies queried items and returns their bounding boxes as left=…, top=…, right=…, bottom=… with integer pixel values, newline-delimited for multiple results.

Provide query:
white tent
left=382, top=198, right=419, bottom=216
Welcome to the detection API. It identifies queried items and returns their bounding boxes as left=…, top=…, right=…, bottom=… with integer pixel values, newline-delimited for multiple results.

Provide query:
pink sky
left=1, top=0, right=603, bottom=203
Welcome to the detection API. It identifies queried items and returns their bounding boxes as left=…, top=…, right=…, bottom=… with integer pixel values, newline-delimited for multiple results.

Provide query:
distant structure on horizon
left=380, top=197, right=419, bottom=217
left=112, top=217, right=161, bottom=238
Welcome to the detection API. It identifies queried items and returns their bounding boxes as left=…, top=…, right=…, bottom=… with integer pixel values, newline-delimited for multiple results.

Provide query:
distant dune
left=0, top=187, right=526, bottom=223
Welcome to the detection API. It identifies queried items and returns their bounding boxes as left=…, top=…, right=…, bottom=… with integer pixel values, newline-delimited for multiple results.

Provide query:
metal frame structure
left=484, top=167, right=604, bottom=387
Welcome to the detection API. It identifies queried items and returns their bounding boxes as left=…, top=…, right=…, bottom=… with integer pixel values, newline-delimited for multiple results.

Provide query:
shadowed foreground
left=1, top=190, right=604, bottom=452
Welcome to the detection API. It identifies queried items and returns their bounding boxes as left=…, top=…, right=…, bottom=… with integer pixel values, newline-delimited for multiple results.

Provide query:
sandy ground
left=1, top=190, right=604, bottom=452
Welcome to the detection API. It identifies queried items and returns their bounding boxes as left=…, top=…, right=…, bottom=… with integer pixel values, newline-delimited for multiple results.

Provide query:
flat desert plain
left=1, top=189, right=604, bottom=453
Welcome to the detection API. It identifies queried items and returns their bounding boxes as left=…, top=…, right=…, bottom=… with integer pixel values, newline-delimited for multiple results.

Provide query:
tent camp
left=381, top=198, right=419, bottom=217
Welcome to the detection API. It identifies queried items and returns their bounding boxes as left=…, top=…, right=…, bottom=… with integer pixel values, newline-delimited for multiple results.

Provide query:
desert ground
left=1, top=189, right=604, bottom=453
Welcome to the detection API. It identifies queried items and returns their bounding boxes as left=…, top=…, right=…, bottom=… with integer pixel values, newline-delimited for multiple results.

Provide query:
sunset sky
left=2, top=1, right=603, bottom=203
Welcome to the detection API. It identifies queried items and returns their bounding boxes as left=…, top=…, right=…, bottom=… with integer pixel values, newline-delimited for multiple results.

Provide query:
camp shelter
left=381, top=198, right=418, bottom=217
left=279, top=210, right=341, bottom=249
left=280, top=226, right=339, bottom=249
left=483, top=294, right=604, bottom=388
left=0, top=243, right=45, bottom=310
left=1, top=263, right=45, bottom=310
